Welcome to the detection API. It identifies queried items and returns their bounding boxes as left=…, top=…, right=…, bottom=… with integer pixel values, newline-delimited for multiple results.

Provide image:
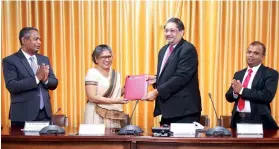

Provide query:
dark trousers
left=234, top=112, right=254, bottom=124
left=11, top=108, right=50, bottom=127
left=160, top=112, right=201, bottom=126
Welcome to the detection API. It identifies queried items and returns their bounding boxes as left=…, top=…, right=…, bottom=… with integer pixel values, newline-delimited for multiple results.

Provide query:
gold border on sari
left=85, top=81, right=98, bottom=85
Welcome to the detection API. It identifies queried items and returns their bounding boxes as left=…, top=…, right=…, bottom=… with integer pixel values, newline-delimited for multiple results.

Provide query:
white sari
left=84, top=68, right=123, bottom=128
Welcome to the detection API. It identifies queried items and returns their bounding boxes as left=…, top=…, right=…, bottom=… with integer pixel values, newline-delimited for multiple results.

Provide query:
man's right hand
left=36, top=66, right=45, bottom=81
left=147, top=75, right=156, bottom=85
left=42, top=65, right=50, bottom=82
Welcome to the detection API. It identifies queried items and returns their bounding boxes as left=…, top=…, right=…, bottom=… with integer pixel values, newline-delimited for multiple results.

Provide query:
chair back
left=120, top=114, right=130, bottom=127
left=51, top=115, right=68, bottom=127
left=199, top=115, right=210, bottom=127
left=220, top=115, right=231, bottom=128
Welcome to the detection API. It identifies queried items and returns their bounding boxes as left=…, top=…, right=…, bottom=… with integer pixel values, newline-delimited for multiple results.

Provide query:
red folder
left=124, top=75, right=148, bottom=100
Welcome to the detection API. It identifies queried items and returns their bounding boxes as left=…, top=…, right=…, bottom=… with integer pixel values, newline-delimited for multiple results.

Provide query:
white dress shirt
left=21, top=49, right=40, bottom=84
left=159, top=44, right=177, bottom=76
left=234, top=63, right=262, bottom=112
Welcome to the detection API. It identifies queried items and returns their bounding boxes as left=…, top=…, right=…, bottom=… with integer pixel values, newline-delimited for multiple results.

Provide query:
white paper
left=79, top=124, right=105, bottom=135
left=23, top=121, right=50, bottom=132
left=237, top=123, right=263, bottom=136
left=170, top=123, right=196, bottom=136
left=24, top=131, right=40, bottom=136
left=237, top=134, right=263, bottom=138
left=172, top=134, right=196, bottom=137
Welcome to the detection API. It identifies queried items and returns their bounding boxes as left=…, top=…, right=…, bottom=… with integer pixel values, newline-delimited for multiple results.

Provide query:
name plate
left=79, top=124, right=105, bottom=135
left=24, top=131, right=40, bottom=136
left=23, top=121, right=50, bottom=132
left=237, top=123, right=263, bottom=138
left=170, top=123, right=196, bottom=137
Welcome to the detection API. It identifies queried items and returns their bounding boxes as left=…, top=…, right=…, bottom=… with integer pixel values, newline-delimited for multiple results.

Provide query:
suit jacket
left=2, top=49, right=58, bottom=122
left=225, top=65, right=279, bottom=129
left=153, top=38, right=202, bottom=119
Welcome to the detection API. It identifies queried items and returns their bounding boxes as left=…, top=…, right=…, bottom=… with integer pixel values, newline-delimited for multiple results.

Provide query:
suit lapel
left=17, top=50, right=35, bottom=76
left=249, top=65, right=264, bottom=116
left=163, top=39, right=184, bottom=68
left=234, top=65, right=264, bottom=112
left=36, top=54, right=44, bottom=66
left=235, top=68, right=247, bottom=83
left=159, top=39, right=185, bottom=77
left=157, top=47, right=168, bottom=75
left=238, top=65, right=264, bottom=86
left=251, top=65, right=264, bottom=89
left=162, top=47, right=177, bottom=68
left=232, top=68, right=246, bottom=110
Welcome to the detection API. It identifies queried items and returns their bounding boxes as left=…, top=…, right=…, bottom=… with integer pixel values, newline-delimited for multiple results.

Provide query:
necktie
left=238, top=69, right=253, bottom=110
left=29, top=57, right=38, bottom=74
left=159, top=46, right=174, bottom=75
left=162, top=46, right=174, bottom=68
left=29, top=57, right=44, bottom=109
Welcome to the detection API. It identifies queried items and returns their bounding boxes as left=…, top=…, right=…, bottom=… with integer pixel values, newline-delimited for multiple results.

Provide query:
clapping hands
left=36, top=63, right=50, bottom=82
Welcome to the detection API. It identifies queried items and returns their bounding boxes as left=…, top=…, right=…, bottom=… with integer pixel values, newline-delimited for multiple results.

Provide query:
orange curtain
left=1, top=1, right=279, bottom=130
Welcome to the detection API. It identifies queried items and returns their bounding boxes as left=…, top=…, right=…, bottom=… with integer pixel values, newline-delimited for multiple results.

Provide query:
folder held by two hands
left=124, top=75, right=148, bottom=100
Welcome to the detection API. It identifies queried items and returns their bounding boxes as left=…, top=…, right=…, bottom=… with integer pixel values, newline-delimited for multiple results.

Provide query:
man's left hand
left=232, top=80, right=242, bottom=94
left=42, top=64, right=50, bottom=83
left=141, top=89, right=158, bottom=101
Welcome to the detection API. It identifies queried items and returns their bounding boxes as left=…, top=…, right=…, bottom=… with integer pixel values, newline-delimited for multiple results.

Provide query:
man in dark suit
left=142, top=18, right=201, bottom=125
left=225, top=41, right=278, bottom=129
left=2, top=27, right=58, bottom=126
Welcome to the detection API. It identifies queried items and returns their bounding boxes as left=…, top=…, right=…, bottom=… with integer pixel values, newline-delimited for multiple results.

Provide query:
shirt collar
left=247, top=63, right=262, bottom=74
left=21, top=49, right=37, bottom=61
left=169, top=44, right=177, bottom=49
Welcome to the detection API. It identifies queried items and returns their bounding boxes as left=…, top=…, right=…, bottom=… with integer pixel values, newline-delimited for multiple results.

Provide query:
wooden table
left=2, top=126, right=279, bottom=149
left=1, top=126, right=130, bottom=149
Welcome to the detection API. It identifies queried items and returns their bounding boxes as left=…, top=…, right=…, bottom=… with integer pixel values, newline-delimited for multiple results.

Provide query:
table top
left=2, top=126, right=279, bottom=143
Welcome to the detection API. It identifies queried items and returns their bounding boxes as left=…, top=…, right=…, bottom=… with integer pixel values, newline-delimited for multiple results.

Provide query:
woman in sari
left=84, top=44, right=128, bottom=128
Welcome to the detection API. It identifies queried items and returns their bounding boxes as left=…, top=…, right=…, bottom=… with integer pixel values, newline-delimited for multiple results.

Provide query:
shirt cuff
left=233, top=92, right=238, bottom=99
left=44, top=80, right=49, bottom=85
left=239, top=87, right=244, bottom=95
left=35, top=76, right=40, bottom=84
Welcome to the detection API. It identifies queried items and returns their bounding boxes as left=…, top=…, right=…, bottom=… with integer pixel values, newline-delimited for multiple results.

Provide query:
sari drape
left=84, top=68, right=123, bottom=128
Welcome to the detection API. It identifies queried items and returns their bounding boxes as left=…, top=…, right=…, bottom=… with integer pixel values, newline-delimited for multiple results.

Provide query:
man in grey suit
left=2, top=27, right=58, bottom=126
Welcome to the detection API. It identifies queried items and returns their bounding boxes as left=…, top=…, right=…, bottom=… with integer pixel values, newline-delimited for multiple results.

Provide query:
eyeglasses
left=99, top=55, right=112, bottom=60
left=164, top=28, right=178, bottom=34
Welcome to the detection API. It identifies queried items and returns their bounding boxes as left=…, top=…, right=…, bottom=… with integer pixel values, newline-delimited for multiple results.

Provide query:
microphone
left=51, top=108, right=62, bottom=125
left=129, top=100, right=139, bottom=125
left=55, top=108, right=61, bottom=115
left=208, top=93, right=221, bottom=126
left=206, top=93, right=231, bottom=136
left=41, top=108, right=66, bottom=134
left=118, top=100, right=143, bottom=135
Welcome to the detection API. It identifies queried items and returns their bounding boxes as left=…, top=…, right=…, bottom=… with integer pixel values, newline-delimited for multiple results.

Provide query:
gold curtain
left=1, top=1, right=279, bottom=129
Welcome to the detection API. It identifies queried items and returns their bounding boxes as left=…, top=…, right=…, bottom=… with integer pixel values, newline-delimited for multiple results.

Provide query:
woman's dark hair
left=91, top=44, right=113, bottom=64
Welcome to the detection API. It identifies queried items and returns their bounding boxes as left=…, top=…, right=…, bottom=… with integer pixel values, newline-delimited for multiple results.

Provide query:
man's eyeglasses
left=164, top=29, right=178, bottom=34
left=99, top=55, right=112, bottom=60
